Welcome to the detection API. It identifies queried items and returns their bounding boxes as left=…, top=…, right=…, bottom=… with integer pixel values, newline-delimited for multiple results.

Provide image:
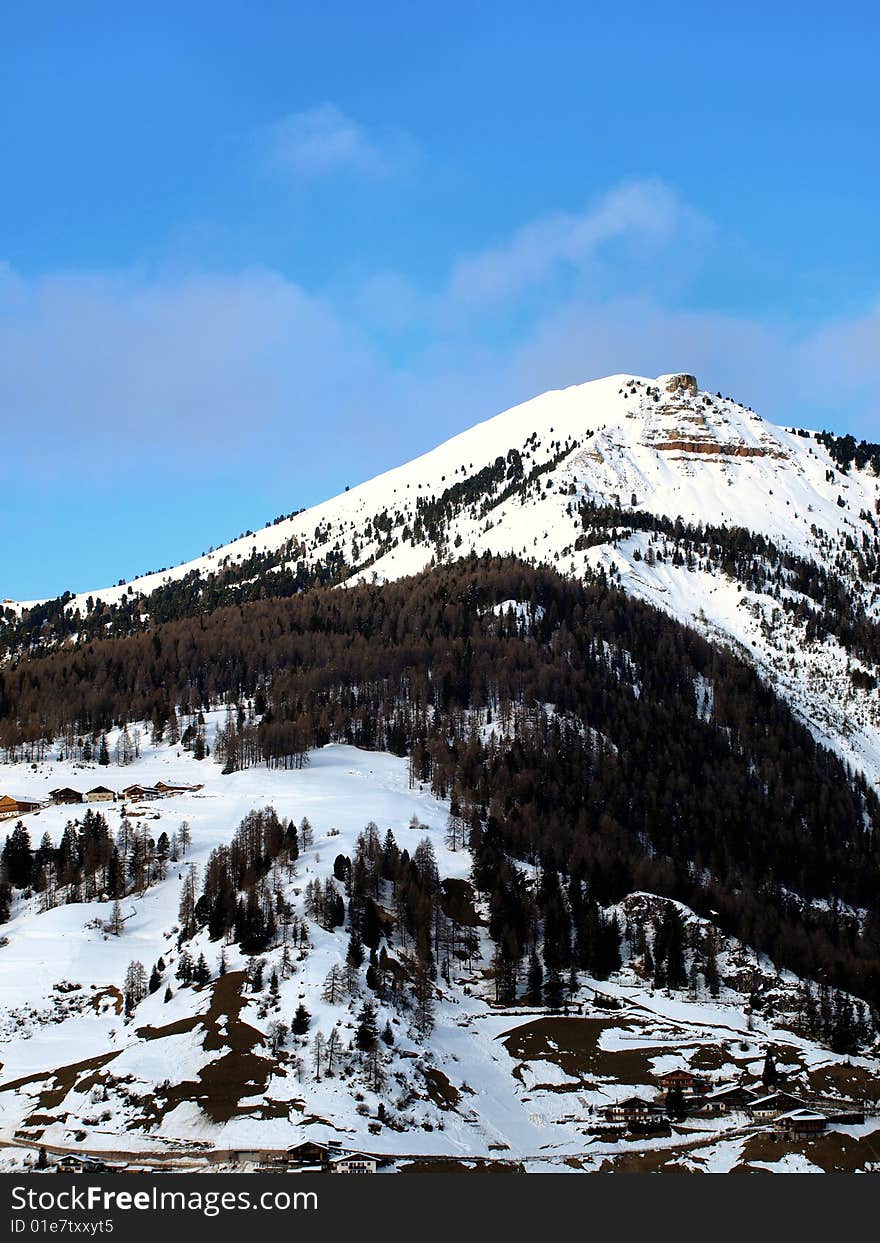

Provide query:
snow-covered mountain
left=3, top=372, right=880, bottom=1173
left=9, top=370, right=880, bottom=787
left=12, top=371, right=869, bottom=601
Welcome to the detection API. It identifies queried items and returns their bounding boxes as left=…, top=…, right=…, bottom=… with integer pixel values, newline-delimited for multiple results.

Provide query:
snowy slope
left=1, top=728, right=877, bottom=1172
left=7, top=369, right=880, bottom=791
left=10, top=371, right=874, bottom=608
left=5, top=373, right=880, bottom=1171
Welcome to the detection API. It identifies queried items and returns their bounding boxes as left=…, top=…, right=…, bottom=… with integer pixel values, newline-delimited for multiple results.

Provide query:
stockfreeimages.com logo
left=10, top=1184, right=318, bottom=1222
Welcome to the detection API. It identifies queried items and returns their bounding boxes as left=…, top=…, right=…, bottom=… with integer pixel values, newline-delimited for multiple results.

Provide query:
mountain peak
left=656, top=372, right=699, bottom=396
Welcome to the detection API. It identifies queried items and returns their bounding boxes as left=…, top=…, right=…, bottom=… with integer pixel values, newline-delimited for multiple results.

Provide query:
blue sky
left=2, top=0, right=879, bottom=598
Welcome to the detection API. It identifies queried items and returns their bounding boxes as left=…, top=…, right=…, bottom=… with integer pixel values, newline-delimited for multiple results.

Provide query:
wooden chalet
left=286, top=1140, right=338, bottom=1168
left=121, top=784, right=160, bottom=801
left=49, top=787, right=84, bottom=805
left=86, top=786, right=116, bottom=803
left=700, top=1083, right=758, bottom=1114
left=748, top=1091, right=806, bottom=1121
left=154, top=781, right=202, bottom=795
left=56, top=1155, right=107, bottom=1173
left=774, top=1109, right=828, bottom=1139
left=601, top=1096, right=664, bottom=1124
left=658, top=1068, right=708, bottom=1095
left=330, top=1152, right=377, bottom=1174
left=0, top=794, right=42, bottom=820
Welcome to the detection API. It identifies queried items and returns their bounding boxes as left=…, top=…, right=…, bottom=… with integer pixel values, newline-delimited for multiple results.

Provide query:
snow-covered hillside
left=4, top=372, right=880, bottom=1172
left=12, top=372, right=873, bottom=609
left=8, top=370, right=880, bottom=790
left=1, top=726, right=878, bottom=1173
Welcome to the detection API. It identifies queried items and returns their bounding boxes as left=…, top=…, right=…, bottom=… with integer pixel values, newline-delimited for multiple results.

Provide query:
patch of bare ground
left=135, top=1015, right=201, bottom=1041
left=88, top=986, right=123, bottom=1016
left=421, top=1067, right=461, bottom=1110
left=807, top=1062, right=880, bottom=1103
left=737, top=1127, right=880, bottom=1172
left=598, top=1146, right=693, bottom=1173
left=0, top=1051, right=121, bottom=1117
left=132, top=972, right=281, bottom=1127
left=19, top=1114, right=66, bottom=1129
left=501, top=1017, right=659, bottom=1084
left=688, top=1044, right=752, bottom=1072
left=229, top=1099, right=291, bottom=1119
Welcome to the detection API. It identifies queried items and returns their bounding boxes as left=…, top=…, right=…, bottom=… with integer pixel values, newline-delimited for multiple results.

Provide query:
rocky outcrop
left=660, top=373, right=698, bottom=398
left=653, top=439, right=770, bottom=458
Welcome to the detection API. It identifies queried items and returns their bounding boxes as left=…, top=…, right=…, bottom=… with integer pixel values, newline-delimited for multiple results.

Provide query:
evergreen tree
left=2, top=823, right=33, bottom=889
left=527, top=947, right=544, bottom=1004
left=175, top=949, right=194, bottom=984
left=761, top=1049, right=778, bottom=1089
left=666, top=1086, right=687, bottom=1119
left=544, top=965, right=563, bottom=1009
left=704, top=931, right=720, bottom=997
left=193, top=953, right=211, bottom=985
left=356, top=1000, right=379, bottom=1052
left=346, top=930, right=365, bottom=969
left=291, top=1002, right=311, bottom=1035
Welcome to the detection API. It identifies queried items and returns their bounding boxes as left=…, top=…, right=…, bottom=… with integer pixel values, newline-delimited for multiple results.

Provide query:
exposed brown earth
left=501, top=1016, right=659, bottom=1084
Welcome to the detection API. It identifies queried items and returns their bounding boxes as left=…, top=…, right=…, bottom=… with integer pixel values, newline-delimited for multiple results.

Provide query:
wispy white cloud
left=264, top=104, right=415, bottom=180
left=0, top=263, right=399, bottom=481
left=3, top=177, right=880, bottom=510
left=446, top=180, right=706, bottom=308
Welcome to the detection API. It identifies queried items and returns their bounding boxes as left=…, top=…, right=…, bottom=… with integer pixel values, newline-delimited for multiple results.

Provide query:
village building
left=55, top=1155, right=107, bottom=1173
left=330, top=1152, right=377, bottom=1174
left=657, top=1068, right=709, bottom=1096
left=774, top=1109, right=828, bottom=1139
left=748, top=1091, right=806, bottom=1121
left=86, top=786, right=116, bottom=803
left=226, top=1148, right=278, bottom=1166
left=154, top=781, right=202, bottom=795
left=0, top=794, right=42, bottom=820
left=286, top=1140, right=338, bottom=1169
left=49, top=787, right=84, bottom=805
left=600, top=1096, right=664, bottom=1124
left=700, top=1083, right=758, bottom=1114
left=122, top=784, right=160, bottom=801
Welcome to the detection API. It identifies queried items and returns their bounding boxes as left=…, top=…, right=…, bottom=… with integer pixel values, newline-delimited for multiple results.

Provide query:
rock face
left=661, top=373, right=698, bottom=397
left=652, top=439, right=769, bottom=458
